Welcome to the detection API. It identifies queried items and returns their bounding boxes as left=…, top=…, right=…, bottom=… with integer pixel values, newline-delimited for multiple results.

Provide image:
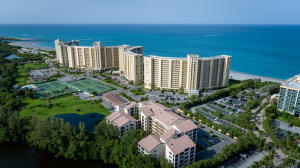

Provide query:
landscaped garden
left=19, top=94, right=111, bottom=118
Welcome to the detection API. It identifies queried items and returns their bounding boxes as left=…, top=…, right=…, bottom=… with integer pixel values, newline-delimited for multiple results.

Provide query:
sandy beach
left=10, top=41, right=54, bottom=51
left=230, top=71, right=284, bottom=83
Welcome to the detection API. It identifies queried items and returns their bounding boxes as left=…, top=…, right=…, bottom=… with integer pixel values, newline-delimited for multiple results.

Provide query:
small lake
left=55, top=113, right=105, bottom=132
left=0, top=143, right=116, bottom=168
left=5, top=54, right=20, bottom=60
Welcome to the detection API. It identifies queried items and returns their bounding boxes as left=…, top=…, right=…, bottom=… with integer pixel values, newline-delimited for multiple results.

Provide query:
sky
left=1, top=0, right=300, bottom=24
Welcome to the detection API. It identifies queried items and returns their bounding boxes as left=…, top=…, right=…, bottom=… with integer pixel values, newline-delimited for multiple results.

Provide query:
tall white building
left=55, top=39, right=129, bottom=70
left=278, top=75, right=300, bottom=116
left=119, top=46, right=144, bottom=84
left=144, top=54, right=231, bottom=92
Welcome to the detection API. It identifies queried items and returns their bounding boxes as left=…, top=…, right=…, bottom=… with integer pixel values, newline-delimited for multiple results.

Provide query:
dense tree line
left=263, top=104, right=300, bottom=160
left=27, top=118, right=168, bottom=168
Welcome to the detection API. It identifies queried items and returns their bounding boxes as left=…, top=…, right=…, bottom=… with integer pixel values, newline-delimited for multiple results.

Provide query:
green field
left=19, top=94, right=111, bottom=118
left=35, top=80, right=77, bottom=99
left=16, top=62, right=48, bottom=85
left=68, top=78, right=113, bottom=94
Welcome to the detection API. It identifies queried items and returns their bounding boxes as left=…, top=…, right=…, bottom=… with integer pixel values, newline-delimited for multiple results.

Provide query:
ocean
left=0, top=24, right=299, bottom=79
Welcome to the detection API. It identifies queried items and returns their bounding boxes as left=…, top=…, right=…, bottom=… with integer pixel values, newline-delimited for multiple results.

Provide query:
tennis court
left=67, top=78, right=113, bottom=95
left=35, top=80, right=77, bottom=99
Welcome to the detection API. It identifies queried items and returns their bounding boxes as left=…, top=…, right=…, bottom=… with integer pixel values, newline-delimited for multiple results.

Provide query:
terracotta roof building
left=106, top=111, right=136, bottom=136
left=103, top=92, right=128, bottom=111
left=137, top=101, right=198, bottom=167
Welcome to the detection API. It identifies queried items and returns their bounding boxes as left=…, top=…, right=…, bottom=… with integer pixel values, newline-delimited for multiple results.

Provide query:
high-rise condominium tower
left=278, top=75, right=300, bottom=116
left=144, top=55, right=231, bottom=91
left=55, top=39, right=128, bottom=70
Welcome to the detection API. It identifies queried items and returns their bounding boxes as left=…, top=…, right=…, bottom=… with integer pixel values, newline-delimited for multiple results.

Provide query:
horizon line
left=1, top=23, right=300, bottom=26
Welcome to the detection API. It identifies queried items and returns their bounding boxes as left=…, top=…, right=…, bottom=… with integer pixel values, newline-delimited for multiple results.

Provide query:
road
left=253, top=99, right=286, bottom=166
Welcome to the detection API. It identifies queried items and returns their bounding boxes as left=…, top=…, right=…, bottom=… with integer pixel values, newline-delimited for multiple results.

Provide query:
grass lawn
left=119, top=92, right=136, bottom=102
left=130, top=88, right=146, bottom=95
left=19, top=94, right=111, bottom=118
left=46, top=74, right=65, bottom=81
left=103, top=78, right=126, bottom=89
left=16, top=62, right=48, bottom=85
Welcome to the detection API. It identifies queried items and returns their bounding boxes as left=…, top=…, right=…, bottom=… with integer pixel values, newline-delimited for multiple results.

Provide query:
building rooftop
left=106, top=111, right=136, bottom=128
left=173, top=119, right=198, bottom=133
left=160, top=128, right=176, bottom=142
left=138, top=134, right=161, bottom=153
left=281, top=74, right=300, bottom=90
left=124, top=102, right=137, bottom=110
left=166, top=135, right=196, bottom=155
left=144, top=54, right=231, bottom=61
left=140, top=101, right=184, bottom=126
left=103, top=92, right=128, bottom=106
left=199, top=55, right=231, bottom=60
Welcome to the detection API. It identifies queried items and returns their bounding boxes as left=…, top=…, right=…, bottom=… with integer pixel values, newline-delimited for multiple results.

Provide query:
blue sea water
left=0, top=24, right=299, bottom=79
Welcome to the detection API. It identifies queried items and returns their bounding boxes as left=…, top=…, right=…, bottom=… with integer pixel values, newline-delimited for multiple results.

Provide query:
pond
left=0, top=143, right=116, bottom=168
left=55, top=113, right=105, bottom=132
left=5, top=54, right=20, bottom=60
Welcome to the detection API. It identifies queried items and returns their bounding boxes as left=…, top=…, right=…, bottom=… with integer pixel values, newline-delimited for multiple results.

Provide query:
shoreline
left=229, top=71, right=284, bottom=83
left=9, top=37, right=284, bottom=83
left=10, top=41, right=55, bottom=51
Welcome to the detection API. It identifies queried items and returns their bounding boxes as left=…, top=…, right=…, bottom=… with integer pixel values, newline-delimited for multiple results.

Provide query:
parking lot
left=192, top=105, right=244, bottom=131
left=195, top=122, right=235, bottom=160
left=220, top=151, right=264, bottom=168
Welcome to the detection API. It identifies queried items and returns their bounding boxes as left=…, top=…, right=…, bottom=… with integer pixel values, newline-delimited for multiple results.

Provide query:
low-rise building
left=138, top=134, right=196, bottom=168
left=106, top=100, right=198, bottom=167
left=106, top=111, right=136, bottom=136
left=278, top=75, right=300, bottom=116
left=124, top=102, right=139, bottom=116
left=103, top=92, right=128, bottom=111
left=138, top=101, right=198, bottom=140
left=137, top=101, right=198, bottom=167
left=138, top=134, right=165, bottom=159
left=166, top=135, right=196, bottom=168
